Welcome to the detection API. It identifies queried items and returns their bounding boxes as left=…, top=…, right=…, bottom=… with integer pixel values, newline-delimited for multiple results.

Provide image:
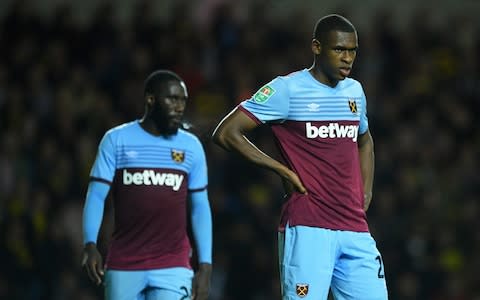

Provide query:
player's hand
left=280, top=167, right=307, bottom=195
left=192, top=263, right=211, bottom=300
left=82, top=242, right=104, bottom=286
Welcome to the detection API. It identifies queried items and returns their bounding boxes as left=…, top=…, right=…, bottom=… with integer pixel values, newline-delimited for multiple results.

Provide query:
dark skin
left=140, top=80, right=188, bottom=137
left=82, top=79, right=211, bottom=299
left=212, top=30, right=375, bottom=211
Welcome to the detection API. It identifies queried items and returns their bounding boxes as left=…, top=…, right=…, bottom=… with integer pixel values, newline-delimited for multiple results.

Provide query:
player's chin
left=170, top=117, right=182, bottom=126
left=337, top=71, right=348, bottom=79
left=166, top=127, right=179, bottom=135
left=166, top=123, right=180, bottom=134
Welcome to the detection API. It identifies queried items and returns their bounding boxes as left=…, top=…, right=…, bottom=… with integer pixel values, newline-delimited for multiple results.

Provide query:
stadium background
left=0, top=0, right=479, bottom=299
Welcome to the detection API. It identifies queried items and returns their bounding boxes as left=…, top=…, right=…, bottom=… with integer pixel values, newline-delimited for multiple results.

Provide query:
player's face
left=317, top=31, right=358, bottom=85
left=151, top=80, right=188, bottom=135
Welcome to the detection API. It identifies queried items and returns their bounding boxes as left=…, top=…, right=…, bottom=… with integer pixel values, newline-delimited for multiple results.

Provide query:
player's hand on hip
left=192, top=263, right=212, bottom=300
left=82, top=242, right=104, bottom=286
left=280, top=167, right=307, bottom=194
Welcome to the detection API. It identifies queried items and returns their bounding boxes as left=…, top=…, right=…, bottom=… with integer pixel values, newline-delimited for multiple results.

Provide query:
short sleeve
left=90, top=132, right=116, bottom=183
left=240, top=77, right=289, bottom=123
left=188, top=138, right=208, bottom=191
left=359, top=89, right=369, bottom=134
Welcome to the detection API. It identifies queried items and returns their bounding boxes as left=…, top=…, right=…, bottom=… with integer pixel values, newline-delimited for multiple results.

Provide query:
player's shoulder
left=176, top=128, right=203, bottom=148
left=104, top=120, right=138, bottom=138
left=177, top=128, right=200, bottom=141
left=340, top=77, right=364, bottom=92
left=266, top=69, right=310, bottom=94
left=277, top=69, right=309, bottom=84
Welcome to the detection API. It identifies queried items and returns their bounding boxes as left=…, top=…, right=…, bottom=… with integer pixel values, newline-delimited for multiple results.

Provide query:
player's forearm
left=213, top=108, right=291, bottom=177
left=215, top=128, right=287, bottom=175
left=190, top=190, right=212, bottom=264
left=82, top=181, right=109, bottom=244
left=358, top=132, right=374, bottom=211
left=360, top=149, right=374, bottom=210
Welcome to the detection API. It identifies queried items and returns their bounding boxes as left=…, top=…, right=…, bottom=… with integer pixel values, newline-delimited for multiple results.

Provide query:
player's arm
left=189, top=189, right=212, bottom=300
left=81, top=132, right=116, bottom=285
left=82, top=181, right=109, bottom=285
left=358, top=129, right=374, bottom=211
left=212, top=107, right=306, bottom=194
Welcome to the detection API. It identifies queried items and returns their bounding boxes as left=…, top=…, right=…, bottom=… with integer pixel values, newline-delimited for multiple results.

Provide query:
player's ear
left=312, top=39, right=321, bottom=55
left=146, top=95, right=155, bottom=105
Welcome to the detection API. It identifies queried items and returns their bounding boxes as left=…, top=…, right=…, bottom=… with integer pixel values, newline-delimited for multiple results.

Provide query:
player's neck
left=139, top=117, right=168, bottom=137
left=308, top=65, right=339, bottom=88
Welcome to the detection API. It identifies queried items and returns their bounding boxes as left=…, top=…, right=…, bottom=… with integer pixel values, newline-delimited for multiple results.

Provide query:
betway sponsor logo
left=306, top=122, right=359, bottom=142
left=123, top=169, right=184, bottom=191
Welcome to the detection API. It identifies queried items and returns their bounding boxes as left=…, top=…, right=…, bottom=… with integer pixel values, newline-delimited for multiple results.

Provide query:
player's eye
left=165, top=96, right=187, bottom=104
left=333, top=48, right=357, bottom=55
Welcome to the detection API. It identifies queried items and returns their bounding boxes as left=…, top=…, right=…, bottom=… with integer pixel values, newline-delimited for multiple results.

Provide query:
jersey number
left=375, top=255, right=385, bottom=278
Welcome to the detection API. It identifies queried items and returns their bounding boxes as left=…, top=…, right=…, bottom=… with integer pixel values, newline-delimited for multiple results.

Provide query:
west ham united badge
left=296, top=283, right=309, bottom=298
left=171, top=149, right=185, bottom=163
left=348, top=99, right=358, bottom=114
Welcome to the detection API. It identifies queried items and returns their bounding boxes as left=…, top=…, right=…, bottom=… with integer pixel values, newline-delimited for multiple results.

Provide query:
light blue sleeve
left=359, top=89, right=369, bottom=134
left=240, top=77, right=290, bottom=123
left=90, top=131, right=116, bottom=182
left=190, top=189, right=212, bottom=264
left=82, top=181, right=110, bottom=244
left=188, top=138, right=208, bottom=190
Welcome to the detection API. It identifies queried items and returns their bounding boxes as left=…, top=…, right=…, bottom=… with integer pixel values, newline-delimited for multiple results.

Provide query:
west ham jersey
left=90, top=120, right=208, bottom=270
left=240, top=69, right=369, bottom=232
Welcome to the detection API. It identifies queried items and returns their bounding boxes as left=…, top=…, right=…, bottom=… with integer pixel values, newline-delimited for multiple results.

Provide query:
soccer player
left=82, top=70, right=212, bottom=300
left=212, top=14, right=388, bottom=299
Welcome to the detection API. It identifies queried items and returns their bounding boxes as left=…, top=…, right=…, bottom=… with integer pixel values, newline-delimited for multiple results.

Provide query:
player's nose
left=342, top=51, right=355, bottom=63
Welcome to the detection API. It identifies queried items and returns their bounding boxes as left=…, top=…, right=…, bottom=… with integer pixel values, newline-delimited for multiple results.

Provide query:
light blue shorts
left=104, top=267, right=193, bottom=300
left=278, top=225, right=388, bottom=300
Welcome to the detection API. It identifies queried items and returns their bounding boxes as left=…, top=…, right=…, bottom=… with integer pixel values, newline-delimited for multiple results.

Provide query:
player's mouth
left=339, top=67, right=351, bottom=77
left=170, top=115, right=183, bottom=124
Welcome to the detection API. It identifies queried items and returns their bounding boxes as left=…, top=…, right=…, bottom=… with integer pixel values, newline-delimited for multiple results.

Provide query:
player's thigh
left=146, top=267, right=193, bottom=300
left=104, top=269, right=147, bottom=300
left=145, top=287, right=190, bottom=300
left=279, top=224, right=337, bottom=300
left=331, top=232, right=388, bottom=300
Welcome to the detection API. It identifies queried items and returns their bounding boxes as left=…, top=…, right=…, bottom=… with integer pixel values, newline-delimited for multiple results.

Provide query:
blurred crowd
left=0, top=0, right=479, bottom=299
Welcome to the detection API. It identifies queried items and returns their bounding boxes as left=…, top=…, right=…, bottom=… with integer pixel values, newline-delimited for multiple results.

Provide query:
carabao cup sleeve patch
left=253, top=85, right=276, bottom=103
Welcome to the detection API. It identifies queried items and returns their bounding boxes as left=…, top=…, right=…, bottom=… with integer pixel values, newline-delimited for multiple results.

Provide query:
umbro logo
left=307, top=103, right=320, bottom=111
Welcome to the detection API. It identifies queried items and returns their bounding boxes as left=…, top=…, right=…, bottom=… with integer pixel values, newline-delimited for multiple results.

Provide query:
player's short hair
left=144, top=70, right=183, bottom=97
left=313, top=14, right=356, bottom=42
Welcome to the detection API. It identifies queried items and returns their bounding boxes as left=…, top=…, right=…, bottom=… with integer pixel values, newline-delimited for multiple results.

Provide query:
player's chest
left=289, top=96, right=362, bottom=120
left=116, top=144, right=190, bottom=170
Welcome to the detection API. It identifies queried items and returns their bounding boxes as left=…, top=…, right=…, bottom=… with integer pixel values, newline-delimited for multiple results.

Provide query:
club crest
left=296, top=283, right=309, bottom=298
left=171, top=149, right=185, bottom=163
left=348, top=99, right=358, bottom=114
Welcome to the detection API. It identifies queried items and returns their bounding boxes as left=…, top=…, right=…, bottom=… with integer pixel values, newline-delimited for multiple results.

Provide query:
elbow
left=211, top=127, right=224, bottom=147
left=211, top=126, right=232, bottom=150
left=212, top=125, right=245, bottom=152
left=211, top=128, right=222, bottom=146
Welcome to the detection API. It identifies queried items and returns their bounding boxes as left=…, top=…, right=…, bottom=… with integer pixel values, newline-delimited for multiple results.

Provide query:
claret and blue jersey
left=240, top=69, right=369, bottom=232
left=90, top=120, right=208, bottom=270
